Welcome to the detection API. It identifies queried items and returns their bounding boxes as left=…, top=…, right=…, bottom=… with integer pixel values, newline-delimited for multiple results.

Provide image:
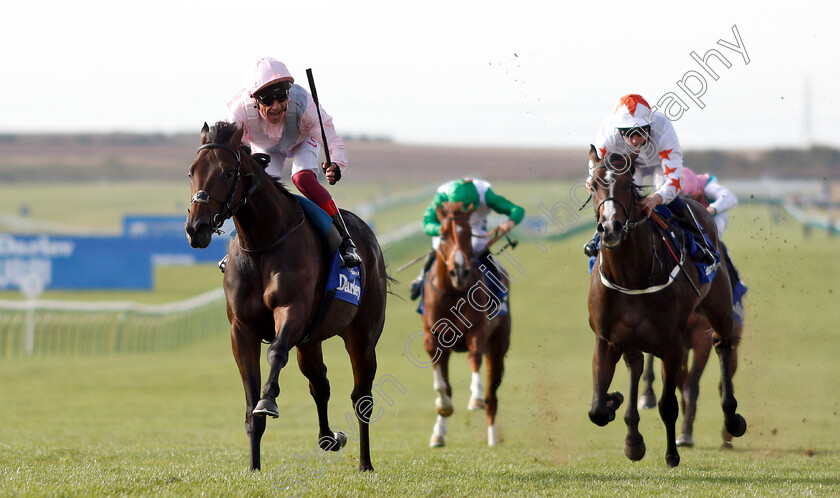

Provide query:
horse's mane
left=207, top=121, right=296, bottom=200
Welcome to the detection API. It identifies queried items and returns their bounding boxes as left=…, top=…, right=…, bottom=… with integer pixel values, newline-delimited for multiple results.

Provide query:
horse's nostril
left=612, top=221, right=622, bottom=232
left=597, top=222, right=605, bottom=233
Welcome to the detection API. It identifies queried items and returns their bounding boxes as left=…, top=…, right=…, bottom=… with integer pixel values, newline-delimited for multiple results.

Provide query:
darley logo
left=337, top=273, right=361, bottom=299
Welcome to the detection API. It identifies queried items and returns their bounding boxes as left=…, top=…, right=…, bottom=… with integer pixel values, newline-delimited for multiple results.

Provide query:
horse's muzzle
left=598, top=220, right=624, bottom=249
left=185, top=217, right=212, bottom=248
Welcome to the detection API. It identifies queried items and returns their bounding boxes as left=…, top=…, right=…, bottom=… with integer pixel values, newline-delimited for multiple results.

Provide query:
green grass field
left=1, top=184, right=839, bottom=496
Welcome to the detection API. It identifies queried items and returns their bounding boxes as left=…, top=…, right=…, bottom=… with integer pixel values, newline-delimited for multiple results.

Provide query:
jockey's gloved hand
left=323, top=162, right=341, bottom=185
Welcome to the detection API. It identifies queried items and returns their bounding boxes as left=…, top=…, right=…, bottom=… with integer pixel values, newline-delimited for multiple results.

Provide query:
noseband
left=190, top=143, right=260, bottom=234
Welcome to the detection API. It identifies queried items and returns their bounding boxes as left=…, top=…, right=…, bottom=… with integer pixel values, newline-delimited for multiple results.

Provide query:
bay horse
left=422, top=202, right=511, bottom=447
left=586, top=145, right=746, bottom=467
left=185, top=121, right=387, bottom=471
left=638, top=313, right=743, bottom=448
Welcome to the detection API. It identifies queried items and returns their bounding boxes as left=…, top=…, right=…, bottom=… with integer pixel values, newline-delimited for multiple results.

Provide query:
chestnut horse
left=422, top=202, right=511, bottom=447
left=185, top=121, right=387, bottom=471
left=586, top=145, right=746, bottom=467
left=638, top=313, right=743, bottom=448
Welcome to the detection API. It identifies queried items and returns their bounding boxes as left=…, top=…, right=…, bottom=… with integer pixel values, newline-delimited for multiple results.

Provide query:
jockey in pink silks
left=225, top=57, right=361, bottom=269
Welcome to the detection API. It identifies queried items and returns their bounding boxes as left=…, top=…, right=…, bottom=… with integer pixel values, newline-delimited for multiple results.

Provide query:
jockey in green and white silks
left=410, top=178, right=525, bottom=300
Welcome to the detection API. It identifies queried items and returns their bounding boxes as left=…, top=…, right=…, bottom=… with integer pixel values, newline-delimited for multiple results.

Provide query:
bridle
left=433, top=213, right=476, bottom=291
left=591, top=164, right=649, bottom=244
left=189, top=143, right=260, bottom=234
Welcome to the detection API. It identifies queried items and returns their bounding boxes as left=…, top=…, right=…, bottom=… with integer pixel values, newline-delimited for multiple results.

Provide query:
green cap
left=444, top=179, right=479, bottom=208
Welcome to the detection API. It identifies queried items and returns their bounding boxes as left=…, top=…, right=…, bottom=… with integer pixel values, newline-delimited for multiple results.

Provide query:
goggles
left=254, top=84, right=290, bottom=106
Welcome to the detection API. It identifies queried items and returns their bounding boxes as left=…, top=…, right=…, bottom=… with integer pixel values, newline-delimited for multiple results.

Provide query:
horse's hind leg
left=588, top=337, right=623, bottom=427
left=297, top=343, right=346, bottom=453
left=622, top=349, right=646, bottom=461
left=467, top=329, right=489, bottom=411
left=484, top=316, right=511, bottom=446
left=343, top=327, right=379, bottom=472
left=638, top=353, right=657, bottom=410
left=231, top=325, right=266, bottom=471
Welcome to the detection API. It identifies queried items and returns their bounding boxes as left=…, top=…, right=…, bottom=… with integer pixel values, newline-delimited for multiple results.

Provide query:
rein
left=190, top=143, right=260, bottom=234
left=238, top=200, right=306, bottom=254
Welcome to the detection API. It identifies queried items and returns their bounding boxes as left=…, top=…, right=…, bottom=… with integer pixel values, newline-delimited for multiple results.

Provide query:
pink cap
left=682, top=167, right=699, bottom=196
left=250, top=57, right=294, bottom=95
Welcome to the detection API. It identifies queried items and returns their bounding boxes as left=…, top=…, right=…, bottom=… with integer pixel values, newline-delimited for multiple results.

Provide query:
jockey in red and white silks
left=225, top=57, right=360, bottom=268
left=584, top=94, right=716, bottom=265
left=591, top=94, right=684, bottom=207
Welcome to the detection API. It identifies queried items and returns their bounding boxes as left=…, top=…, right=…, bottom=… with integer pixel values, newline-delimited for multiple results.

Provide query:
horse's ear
left=589, top=144, right=600, bottom=164
left=229, top=123, right=245, bottom=150
left=200, top=122, right=210, bottom=145
left=436, top=203, right=446, bottom=222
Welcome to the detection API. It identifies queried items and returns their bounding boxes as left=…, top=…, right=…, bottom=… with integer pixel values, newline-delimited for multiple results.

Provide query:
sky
left=2, top=0, right=838, bottom=150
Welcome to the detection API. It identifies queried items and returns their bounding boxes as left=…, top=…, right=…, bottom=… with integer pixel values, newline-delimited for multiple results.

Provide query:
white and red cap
left=613, top=94, right=653, bottom=129
left=249, top=57, right=294, bottom=96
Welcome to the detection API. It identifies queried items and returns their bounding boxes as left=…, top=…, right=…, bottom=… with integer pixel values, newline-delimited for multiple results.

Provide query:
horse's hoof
left=624, top=435, right=646, bottom=461
left=430, top=434, right=445, bottom=447
left=676, top=434, right=695, bottom=447
left=638, top=393, right=657, bottom=410
left=720, top=441, right=734, bottom=450
left=319, top=431, right=347, bottom=452
left=359, top=462, right=374, bottom=472
left=588, top=407, right=615, bottom=427
left=721, top=426, right=734, bottom=444
left=725, top=414, right=747, bottom=438
left=666, top=453, right=680, bottom=468
left=467, top=397, right=486, bottom=411
left=253, top=398, right=279, bottom=418
left=607, top=392, right=624, bottom=409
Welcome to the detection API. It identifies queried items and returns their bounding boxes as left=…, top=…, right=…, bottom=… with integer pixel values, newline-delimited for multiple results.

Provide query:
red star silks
left=615, top=94, right=651, bottom=116
left=659, top=149, right=673, bottom=161
left=669, top=177, right=681, bottom=191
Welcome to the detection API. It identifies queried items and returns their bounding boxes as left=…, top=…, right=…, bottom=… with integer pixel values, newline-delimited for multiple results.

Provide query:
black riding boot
left=583, top=232, right=599, bottom=257
left=331, top=212, right=363, bottom=267
left=667, top=198, right=716, bottom=265
left=409, top=250, right=436, bottom=301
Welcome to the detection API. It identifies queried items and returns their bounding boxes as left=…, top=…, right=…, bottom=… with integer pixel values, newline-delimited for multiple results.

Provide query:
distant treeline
left=0, top=133, right=837, bottom=182
left=684, top=146, right=840, bottom=179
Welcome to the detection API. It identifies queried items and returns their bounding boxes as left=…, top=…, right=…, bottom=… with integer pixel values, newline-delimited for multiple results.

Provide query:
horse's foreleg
left=255, top=307, right=301, bottom=418
left=297, top=343, right=346, bottom=453
left=659, top=348, right=682, bottom=468
left=343, top=332, right=378, bottom=472
left=622, top=349, right=646, bottom=461
left=232, top=325, right=265, bottom=471
left=426, top=338, right=452, bottom=447
left=638, top=353, right=657, bottom=410
left=588, top=337, right=623, bottom=427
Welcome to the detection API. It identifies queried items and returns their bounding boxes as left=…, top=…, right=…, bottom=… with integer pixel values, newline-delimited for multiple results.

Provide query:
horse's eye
left=224, top=170, right=234, bottom=179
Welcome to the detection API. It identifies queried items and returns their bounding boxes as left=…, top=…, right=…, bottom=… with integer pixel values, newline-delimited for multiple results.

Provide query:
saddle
left=652, top=205, right=719, bottom=284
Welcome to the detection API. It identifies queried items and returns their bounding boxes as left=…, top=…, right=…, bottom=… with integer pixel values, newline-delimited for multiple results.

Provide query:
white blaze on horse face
left=601, top=169, right=617, bottom=224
